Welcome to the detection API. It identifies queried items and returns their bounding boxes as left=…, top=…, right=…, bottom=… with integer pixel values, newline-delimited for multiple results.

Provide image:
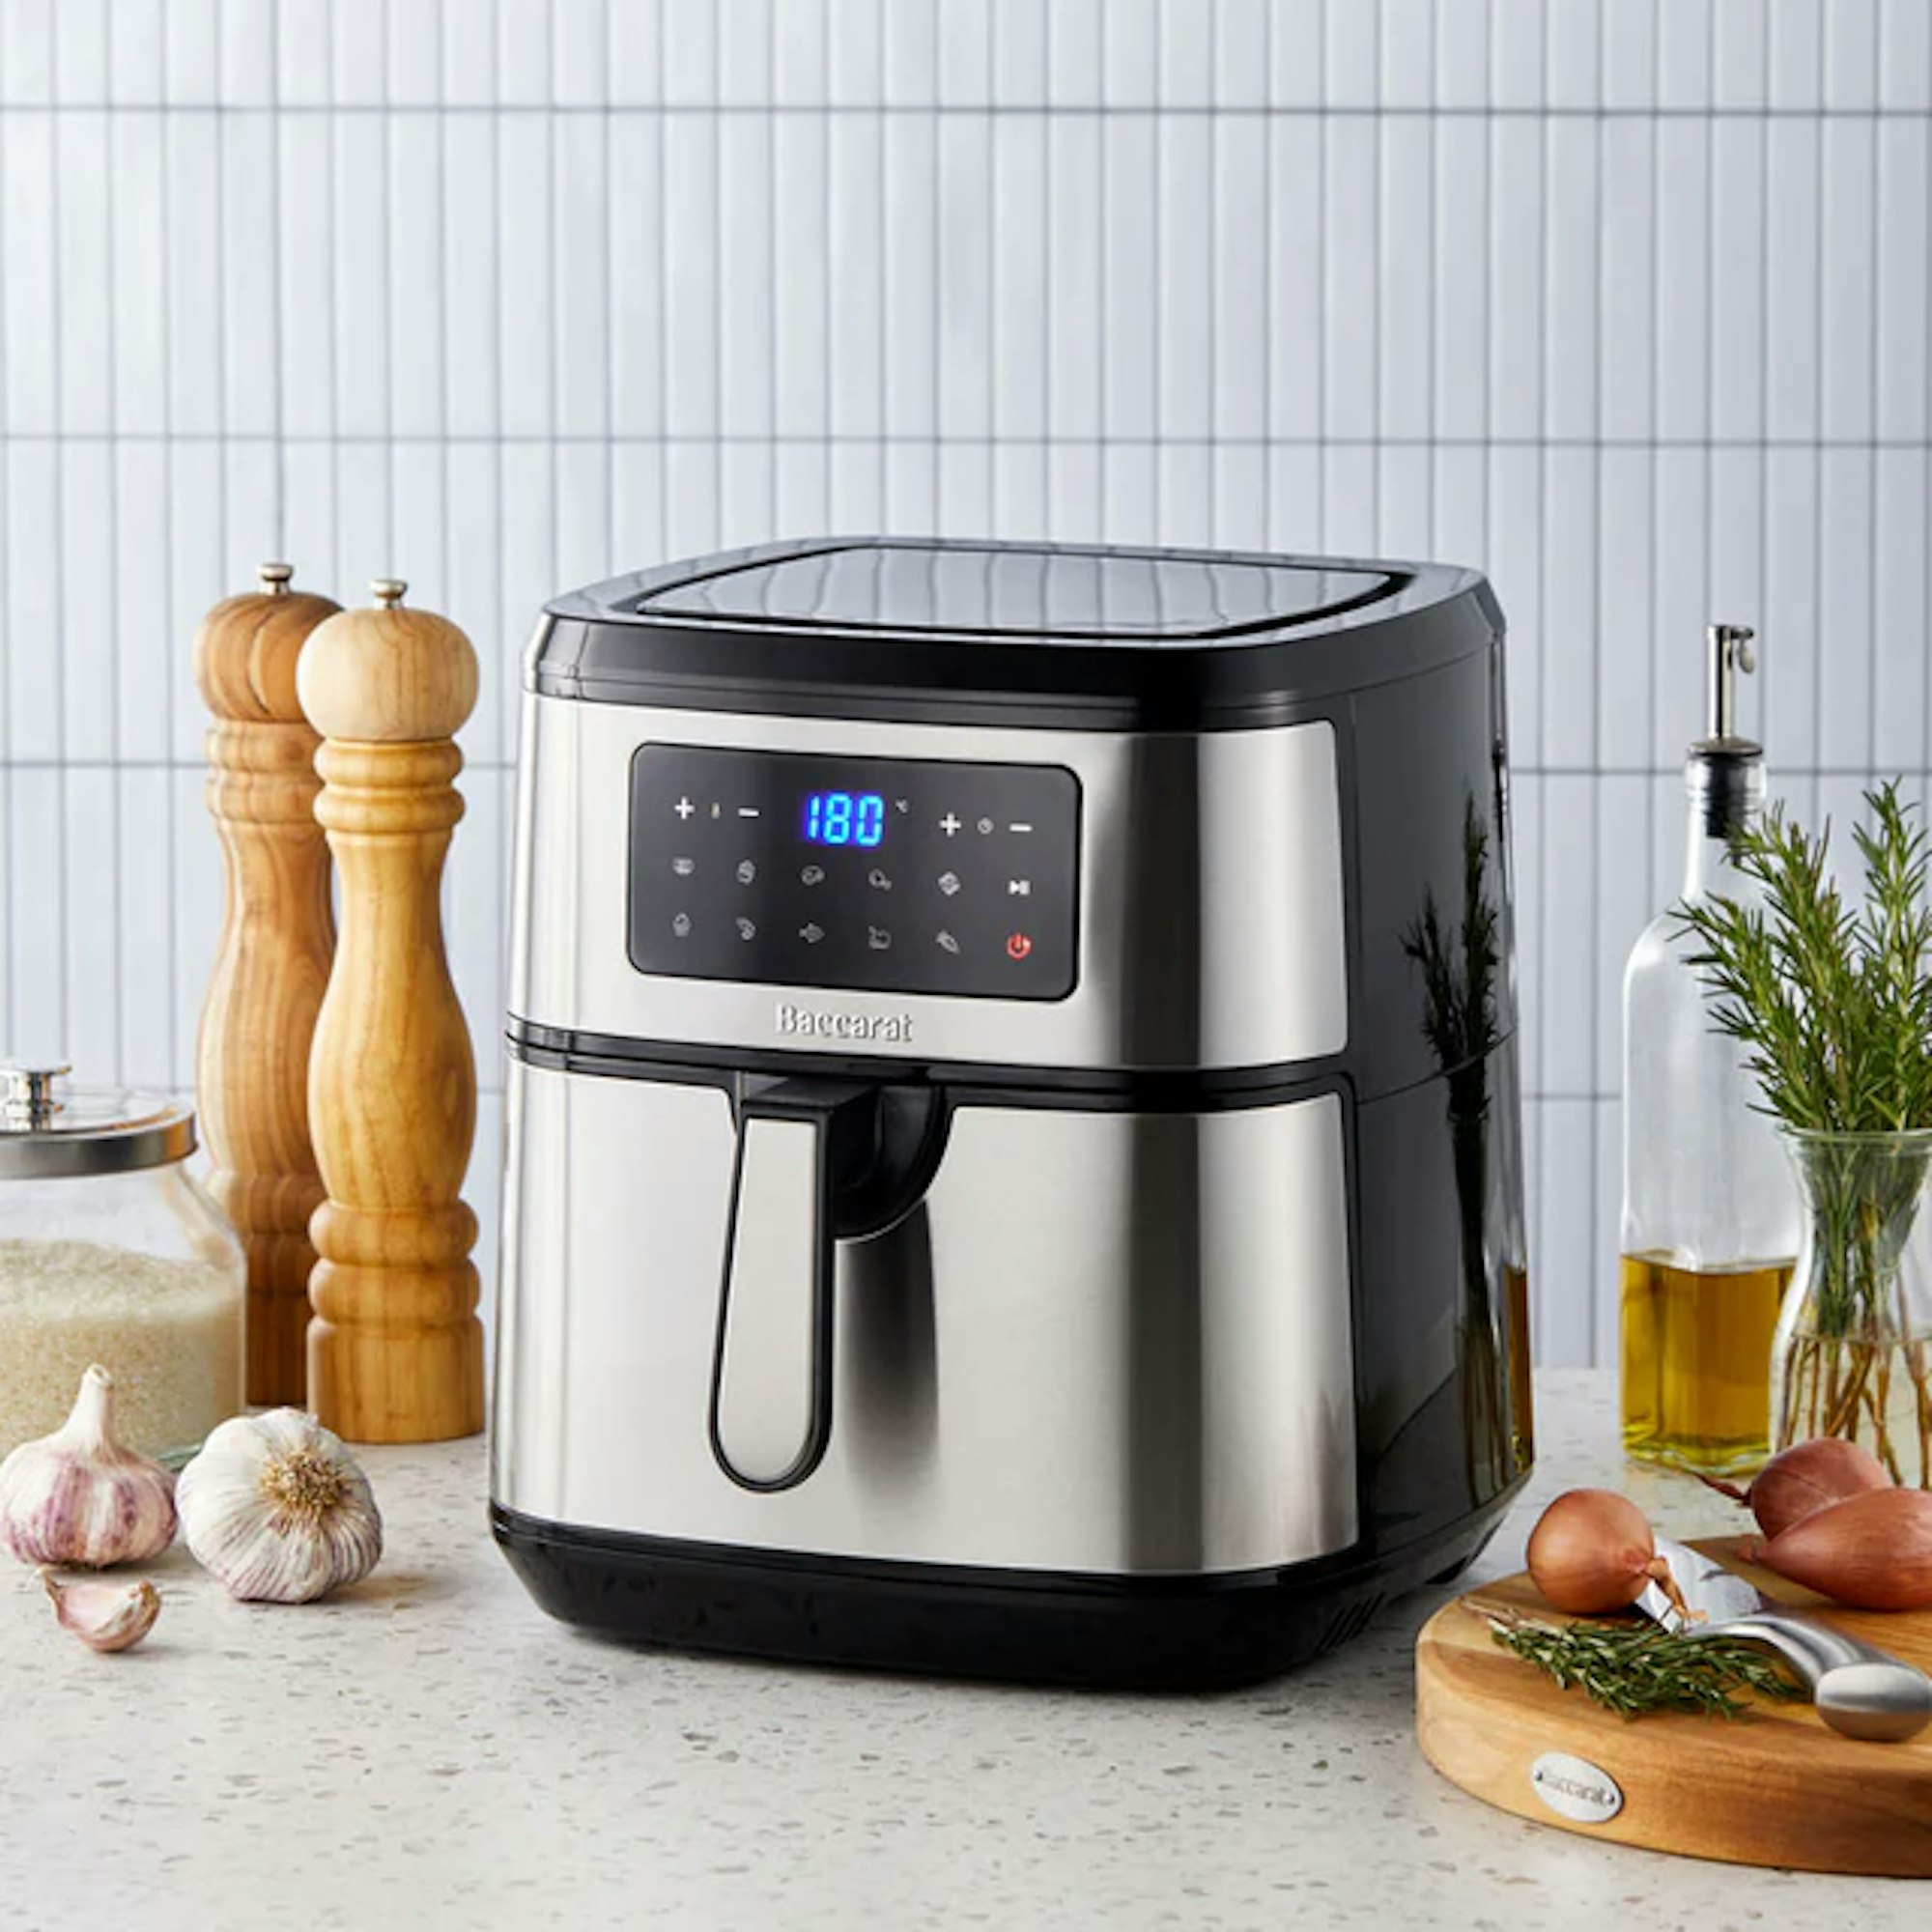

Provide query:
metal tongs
left=1637, top=1536, right=1932, bottom=1744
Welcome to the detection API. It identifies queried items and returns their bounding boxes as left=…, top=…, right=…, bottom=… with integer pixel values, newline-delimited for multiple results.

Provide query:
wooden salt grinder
left=194, top=562, right=342, bottom=1406
left=298, top=579, right=484, bottom=1442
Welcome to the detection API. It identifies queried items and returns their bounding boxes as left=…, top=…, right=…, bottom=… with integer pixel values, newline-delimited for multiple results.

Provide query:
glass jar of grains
left=0, top=1065, right=243, bottom=1463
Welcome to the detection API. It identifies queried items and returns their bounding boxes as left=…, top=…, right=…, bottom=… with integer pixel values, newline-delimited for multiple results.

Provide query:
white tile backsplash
left=1158, top=114, right=1213, bottom=442
left=773, top=111, right=832, bottom=438
left=1321, top=115, right=1378, bottom=440
left=1817, top=447, right=1877, bottom=769
left=1486, top=115, right=1543, bottom=440
left=991, top=113, right=1047, bottom=440
left=1708, top=114, right=1767, bottom=442
left=1882, top=0, right=1932, bottom=110
left=1101, top=111, right=1158, bottom=441
left=1378, top=115, right=1433, bottom=440
left=1264, top=114, right=1321, bottom=440
left=1764, top=115, right=1823, bottom=440
left=1873, top=447, right=1932, bottom=775
left=1878, top=115, right=1931, bottom=440
left=936, top=111, right=994, bottom=437
left=2, top=0, right=1927, bottom=1367
left=1210, top=113, right=1267, bottom=442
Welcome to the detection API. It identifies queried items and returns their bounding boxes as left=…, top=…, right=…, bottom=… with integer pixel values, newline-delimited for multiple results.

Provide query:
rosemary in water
left=1487, top=1612, right=1803, bottom=1720
left=1675, top=779, right=1932, bottom=1484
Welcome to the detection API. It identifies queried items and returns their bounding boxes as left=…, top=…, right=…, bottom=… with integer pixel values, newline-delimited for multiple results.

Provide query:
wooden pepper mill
left=298, top=579, right=484, bottom=1442
left=194, top=562, right=342, bottom=1406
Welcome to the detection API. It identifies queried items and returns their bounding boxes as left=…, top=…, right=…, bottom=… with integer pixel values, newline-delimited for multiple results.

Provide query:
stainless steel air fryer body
left=493, top=539, right=1532, bottom=1687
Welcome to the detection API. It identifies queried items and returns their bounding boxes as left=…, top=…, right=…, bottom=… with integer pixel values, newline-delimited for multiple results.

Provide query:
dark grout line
left=8, top=432, right=1932, bottom=450
left=3, top=101, right=1931, bottom=120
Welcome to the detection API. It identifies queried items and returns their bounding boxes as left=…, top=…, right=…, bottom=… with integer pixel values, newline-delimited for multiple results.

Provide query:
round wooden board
left=1415, top=1536, right=1932, bottom=1876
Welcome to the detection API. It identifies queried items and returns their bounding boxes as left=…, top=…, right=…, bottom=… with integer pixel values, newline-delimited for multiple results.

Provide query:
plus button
left=940, top=812, right=961, bottom=837
left=673, top=795, right=696, bottom=820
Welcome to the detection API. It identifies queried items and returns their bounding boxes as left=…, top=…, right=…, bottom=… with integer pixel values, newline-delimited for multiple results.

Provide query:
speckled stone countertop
left=0, top=1369, right=1921, bottom=1930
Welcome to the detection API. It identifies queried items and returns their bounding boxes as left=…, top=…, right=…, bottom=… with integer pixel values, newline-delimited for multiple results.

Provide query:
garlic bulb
left=43, top=1570, right=161, bottom=1653
left=176, top=1408, right=381, bottom=1604
left=0, top=1365, right=179, bottom=1567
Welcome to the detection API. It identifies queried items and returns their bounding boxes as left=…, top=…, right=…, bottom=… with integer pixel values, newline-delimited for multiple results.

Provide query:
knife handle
left=1704, top=1613, right=1932, bottom=1743
left=1709, top=1609, right=1895, bottom=1682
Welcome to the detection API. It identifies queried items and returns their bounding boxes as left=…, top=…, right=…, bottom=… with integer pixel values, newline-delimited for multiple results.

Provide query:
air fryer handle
left=709, top=1078, right=872, bottom=1492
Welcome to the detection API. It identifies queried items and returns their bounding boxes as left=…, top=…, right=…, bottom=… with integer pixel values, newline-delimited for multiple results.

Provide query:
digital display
left=631, top=745, right=1080, bottom=1001
left=802, top=791, right=886, bottom=848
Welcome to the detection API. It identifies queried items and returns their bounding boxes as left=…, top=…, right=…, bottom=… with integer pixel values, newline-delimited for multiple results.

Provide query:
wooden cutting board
left=1416, top=1536, right=1932, bottom=1875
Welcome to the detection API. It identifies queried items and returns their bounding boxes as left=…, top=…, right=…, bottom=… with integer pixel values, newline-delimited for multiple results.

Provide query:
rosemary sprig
left=1486, top=1611, right=1804, bottom=1720
left=1675, top=781, right=1932, bottom=1136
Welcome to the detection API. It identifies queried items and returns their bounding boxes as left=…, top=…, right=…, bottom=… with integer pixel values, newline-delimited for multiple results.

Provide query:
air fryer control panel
left=628, top=745, right=1080, bottom=999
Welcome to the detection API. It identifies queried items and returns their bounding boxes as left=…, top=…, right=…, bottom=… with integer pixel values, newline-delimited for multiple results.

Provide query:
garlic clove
left=43, top=1569, right=162, bottom=1653
left=0, top=1365, right=179, bottom=1568
left=177, top=1408, right=382, bottom=1605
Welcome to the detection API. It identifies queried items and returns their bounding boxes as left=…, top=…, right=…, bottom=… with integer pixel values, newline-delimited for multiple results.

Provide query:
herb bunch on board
left=1676, top=780, right=1932, bottom=1480
left=1485, top=1610, right=1802, bottom=1720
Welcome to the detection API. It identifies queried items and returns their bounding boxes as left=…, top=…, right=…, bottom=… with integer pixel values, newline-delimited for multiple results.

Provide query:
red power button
left=1006, top=931, right=1034, bottom=961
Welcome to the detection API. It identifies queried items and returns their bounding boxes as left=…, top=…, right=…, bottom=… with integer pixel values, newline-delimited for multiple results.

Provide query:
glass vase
left=1772, top=1129, right=1932, bottom=1489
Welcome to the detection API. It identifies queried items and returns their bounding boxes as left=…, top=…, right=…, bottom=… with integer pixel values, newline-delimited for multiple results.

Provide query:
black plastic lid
left=635, top=543, right=1393, bottom=640
left=535, top=538, right=1502, bottom=731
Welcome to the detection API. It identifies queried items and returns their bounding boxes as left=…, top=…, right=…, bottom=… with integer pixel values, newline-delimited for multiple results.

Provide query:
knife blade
left=1637, top=1535, right=1932, bottom=1743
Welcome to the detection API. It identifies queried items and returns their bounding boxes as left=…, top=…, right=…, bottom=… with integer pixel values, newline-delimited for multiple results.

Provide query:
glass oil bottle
left=1620, top=624, right=1800, bottom=1475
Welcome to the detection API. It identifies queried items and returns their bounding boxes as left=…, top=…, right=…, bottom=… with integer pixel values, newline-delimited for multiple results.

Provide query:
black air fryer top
left=535, top=538, right=1501, bottom=731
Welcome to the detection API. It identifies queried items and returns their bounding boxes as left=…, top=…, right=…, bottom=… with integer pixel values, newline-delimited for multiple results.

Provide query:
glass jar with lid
left=0, top=1064, right=244, bottom=1463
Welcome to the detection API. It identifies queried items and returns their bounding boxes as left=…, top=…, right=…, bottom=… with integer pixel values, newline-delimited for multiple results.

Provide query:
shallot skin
left=1526, top=1488, right=1666, bottom=1614
left=1747, top=1487, right=1932, bottom=1611
left=1704, top=1435, right=1892, bottom=1539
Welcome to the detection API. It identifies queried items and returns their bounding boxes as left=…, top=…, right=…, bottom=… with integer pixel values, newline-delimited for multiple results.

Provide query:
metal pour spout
left=1704, top=622, right=1758, bottom=746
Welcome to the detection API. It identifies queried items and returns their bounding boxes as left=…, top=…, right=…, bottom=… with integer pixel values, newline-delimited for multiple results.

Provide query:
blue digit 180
left=803, top=790, right=886, bottom=847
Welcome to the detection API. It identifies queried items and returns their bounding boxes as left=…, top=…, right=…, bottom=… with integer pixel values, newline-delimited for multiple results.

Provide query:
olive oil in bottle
left=1618, top=1254, right=1792, bottom=1471
left=1619, top=626, right=1800, bottom=1475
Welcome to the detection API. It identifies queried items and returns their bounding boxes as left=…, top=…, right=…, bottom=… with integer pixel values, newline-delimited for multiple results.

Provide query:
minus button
left=1008, top=821, right=1034, bottom=834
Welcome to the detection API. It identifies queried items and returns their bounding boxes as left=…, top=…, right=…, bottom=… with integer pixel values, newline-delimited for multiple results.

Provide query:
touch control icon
left=937, top=871, right=961, bottom=896
left=868, top=868, right=893, bottom=891
left=868, top=926, right=893, bottom=951
left=671, top=856, right=695, bottom=877
left=1005, top=931, right=1033, bottom=961
left=800, top=865, right=826, bottom=887
left=671, top=913, right=693, bottom=939
left=935, top=930, right=961, bottom=954
left=800, top=922, right=825, bottom=944
left=735, top=917, right=756, bottom=941
left=736, top=860, right=756, bottom=885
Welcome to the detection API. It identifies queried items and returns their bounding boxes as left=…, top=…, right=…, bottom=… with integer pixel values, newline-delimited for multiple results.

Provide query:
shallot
left=1746, top=1486, right=1932, bottom=1611
left=1700, top=1436, right=1892, bottom=1539
left=1526, top=1488, right=1681, bottom=1615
